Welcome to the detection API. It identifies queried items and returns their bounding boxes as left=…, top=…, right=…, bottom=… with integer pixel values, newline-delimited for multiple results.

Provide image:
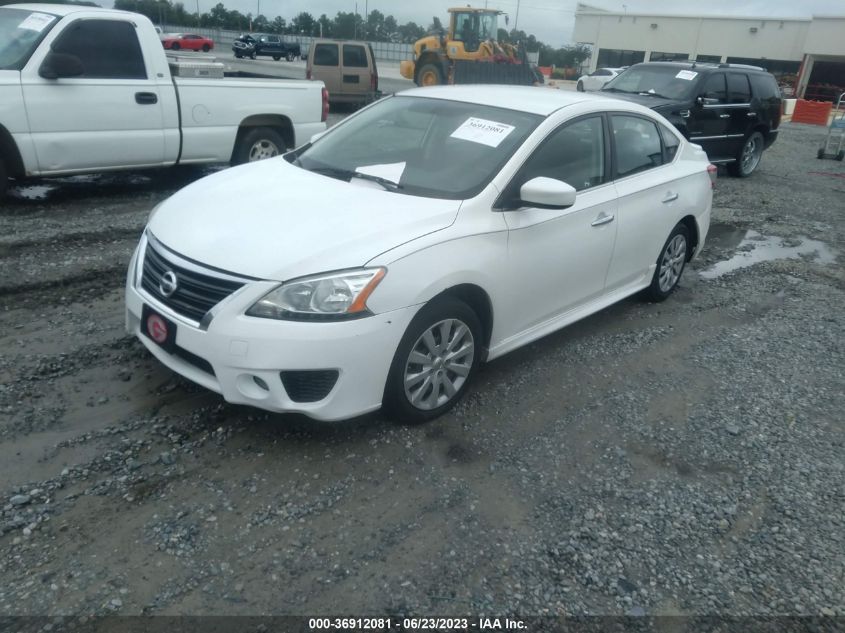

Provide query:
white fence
left=162, top=25, right=414, bottom=62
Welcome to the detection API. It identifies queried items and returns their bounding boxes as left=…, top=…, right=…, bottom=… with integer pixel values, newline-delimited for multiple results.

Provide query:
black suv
left=232, top=34, right=301, bottom=61
left=601, top=62, right=782, bottom=177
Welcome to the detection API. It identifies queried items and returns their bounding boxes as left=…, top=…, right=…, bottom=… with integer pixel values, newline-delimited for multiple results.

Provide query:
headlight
left=246, top=268, right=386, bottom=321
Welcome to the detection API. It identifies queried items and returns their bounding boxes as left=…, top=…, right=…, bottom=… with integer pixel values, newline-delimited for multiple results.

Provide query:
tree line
left=2, top=0, right=590, bottom=67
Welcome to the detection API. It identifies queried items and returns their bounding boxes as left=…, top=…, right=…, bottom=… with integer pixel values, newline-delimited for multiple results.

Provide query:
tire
left=383, top=297, right=482, bottom=424
left=202, top=44, right=210, bottom=52
left=728, top=131, right=764, bottom=177
left=234, top=52, right=242, bottom=59
left=416, top=62, right=443, bottom=87
left=643, top=223, right=690, bottom=302
left=576, top=80, right=584, bottom=92
left=0, top=157, right=8, bottom=201
left=286, top=53, right=294, bottom=62
left=170, top=42, right=180, bottom=51
left=250, top=51, right=257, bottom=60
left=817, top=148, right=825, bottom=159
left=837, top=150, right=844, bottom=162
left=272, top=55, right=281, bottom=61
left=231, top=127, right=286, bottom=165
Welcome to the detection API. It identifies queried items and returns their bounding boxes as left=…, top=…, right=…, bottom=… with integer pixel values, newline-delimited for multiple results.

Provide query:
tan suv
left=307, top=40, right=379, bottom=105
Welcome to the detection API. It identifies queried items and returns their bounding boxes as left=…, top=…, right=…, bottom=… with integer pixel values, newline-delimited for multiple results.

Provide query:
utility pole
left=514, top=0, right=520, bottom=31
left=195, top=0, right=199, bottom=27
left=354, top=2, right=358, bottom=39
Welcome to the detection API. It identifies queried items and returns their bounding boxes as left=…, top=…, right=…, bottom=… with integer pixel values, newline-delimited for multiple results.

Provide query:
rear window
left=750, top=73, right=781, bottom=100
left=727, top=73, right=751, bottom=104
left=313, top=43, right=338, bottom=66
left=343, top=44, right=367, bottom=68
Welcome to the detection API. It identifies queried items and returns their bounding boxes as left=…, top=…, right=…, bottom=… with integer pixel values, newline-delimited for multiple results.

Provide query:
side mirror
left=39, top=51, right=84, bottom=79
left=696, top=95, right=719, bottom=107
left=518, top=177, right=576, bottom=209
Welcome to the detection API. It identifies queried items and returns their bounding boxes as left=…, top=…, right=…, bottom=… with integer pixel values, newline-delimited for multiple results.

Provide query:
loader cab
left=449, top=9, right=499, bottom=55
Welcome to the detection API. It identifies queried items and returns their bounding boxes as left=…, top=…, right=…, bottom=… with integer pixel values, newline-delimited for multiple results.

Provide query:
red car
left=161, top=33, right=214, bottom=52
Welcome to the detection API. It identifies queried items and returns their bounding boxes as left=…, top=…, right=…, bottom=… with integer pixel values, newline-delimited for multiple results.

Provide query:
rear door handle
left=747, top=112, right=758, bottom=117
left=719, top=113, right=731, bottom=118
left=662, top=192, right=679, bottom=203
left=591, top=213, right=615, bottom=227
left=135, top=92, right=158, bottom=105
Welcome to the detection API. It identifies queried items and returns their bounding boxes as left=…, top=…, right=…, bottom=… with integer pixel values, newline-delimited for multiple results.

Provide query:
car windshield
left=0, top=8, right=58, bottom=70
left=603, top=65, right=698, bottom=99
left=290, top=95, right=542, bottom=200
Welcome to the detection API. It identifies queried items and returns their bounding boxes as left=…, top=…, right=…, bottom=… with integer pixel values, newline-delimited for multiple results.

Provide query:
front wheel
left=250, top=51, right=257, bottom=60
left=202, top=44, right=210, bottom=52
left=0, top=157, right=9, bottom=201
left=272, top=55, right=281, bottom=61
left=170, top=42, right=180, bottom=51
left=383, top=297, right=482, bottom=424
left=231, top=127, right=286, bottom=165
left=836, top=150, right=844, bottom=162
left=286, top=52, right=294, bottom=62
left=643, top=223, right=690, bottom=302
left=576, top=80, right=584, bottom=91
left=728, top=131, right=764, bottom=177
left=416, top=63, right=443, bottom=87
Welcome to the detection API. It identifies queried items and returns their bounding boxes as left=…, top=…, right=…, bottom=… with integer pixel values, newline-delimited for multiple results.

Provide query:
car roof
left=396, top=85, right=652, bottom=117
left=4, top=3, right=133, bottom=18
left=635, top=61, right=766, bottom=73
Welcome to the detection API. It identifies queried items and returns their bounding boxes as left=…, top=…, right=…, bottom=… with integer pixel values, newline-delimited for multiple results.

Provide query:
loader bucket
left=452, top=59, right=537, bottom=85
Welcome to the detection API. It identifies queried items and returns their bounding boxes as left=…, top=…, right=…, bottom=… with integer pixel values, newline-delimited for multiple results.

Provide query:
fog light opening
left=253, top=375, right=270, bottom=391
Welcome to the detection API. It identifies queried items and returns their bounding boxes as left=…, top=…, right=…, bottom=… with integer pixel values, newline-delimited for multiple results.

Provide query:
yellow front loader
left=399, top=8, right=539, bottom=87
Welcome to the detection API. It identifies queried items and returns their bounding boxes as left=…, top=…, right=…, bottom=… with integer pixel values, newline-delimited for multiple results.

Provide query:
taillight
left=707, top=163, right=717, bottom=188
left=370, top=72, right=376, bottom=91
left=321, top=87, right=329, bottom=122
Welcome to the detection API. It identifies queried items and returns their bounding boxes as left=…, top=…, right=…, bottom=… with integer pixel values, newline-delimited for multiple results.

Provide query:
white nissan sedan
left=125, top=86, right=712, bottom=423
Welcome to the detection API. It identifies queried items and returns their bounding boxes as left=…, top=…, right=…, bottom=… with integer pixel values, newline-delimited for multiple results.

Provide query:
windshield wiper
left=638, top=91, right=670, bottom=98
left=602, top=87, right=632, bottom=93
left=309, top=167, right=403, bottom=191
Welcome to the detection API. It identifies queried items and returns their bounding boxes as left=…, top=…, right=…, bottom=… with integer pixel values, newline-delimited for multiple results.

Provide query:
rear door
left=312, top=43, right=340, bottom=96
left=21, top=17, right=167, bottom=173
left=726, top=72, right=753, bottom=143
left=341, top=43, right=369, bottom=100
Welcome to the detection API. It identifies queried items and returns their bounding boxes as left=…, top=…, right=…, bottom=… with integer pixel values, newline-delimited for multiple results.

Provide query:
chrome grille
left=141, top=242, right=246, bottom=322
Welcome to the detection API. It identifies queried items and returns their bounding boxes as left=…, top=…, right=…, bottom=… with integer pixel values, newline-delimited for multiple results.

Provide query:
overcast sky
left=152, top=0, right=845, bottom=47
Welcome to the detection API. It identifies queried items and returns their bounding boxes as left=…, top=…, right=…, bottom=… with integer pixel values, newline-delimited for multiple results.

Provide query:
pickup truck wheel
left=232, top=127, right=286, bottom=165
left=0, top=158, right=8, bottom=201
left=285, top=53, right=294, bottom=62
left=202, top=44, right=210, bottom=52
left=272, top=55, right=281, bottom=61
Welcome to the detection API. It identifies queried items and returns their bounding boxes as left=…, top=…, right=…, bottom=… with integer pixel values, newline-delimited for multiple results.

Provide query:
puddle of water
left=700, top=230, right=837, bottom=279
left=12, top=184, right=56, bottom=200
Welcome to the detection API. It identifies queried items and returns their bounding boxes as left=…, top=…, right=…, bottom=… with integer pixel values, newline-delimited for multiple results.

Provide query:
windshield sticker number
left=675, top=70, right=698, bottom=81
left=18, top=12, right=55, bottom=32
left=450, top=117, right=515, bottom=148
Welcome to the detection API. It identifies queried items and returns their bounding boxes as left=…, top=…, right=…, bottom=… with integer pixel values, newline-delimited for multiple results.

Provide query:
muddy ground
left=0, top=122, right=843, bottom=619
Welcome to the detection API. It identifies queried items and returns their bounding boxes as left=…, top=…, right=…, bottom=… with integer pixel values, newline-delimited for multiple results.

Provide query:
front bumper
left=125, top=241, right=418, bottom=421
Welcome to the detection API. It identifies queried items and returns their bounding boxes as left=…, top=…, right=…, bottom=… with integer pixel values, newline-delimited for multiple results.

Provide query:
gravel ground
left=0, top=121, right=843, bottom=620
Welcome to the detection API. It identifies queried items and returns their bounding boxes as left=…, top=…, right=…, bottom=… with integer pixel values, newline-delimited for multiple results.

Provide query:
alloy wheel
left=658, top=234, right=687, bottom=293
left=247, top=140, right=280, bottom=161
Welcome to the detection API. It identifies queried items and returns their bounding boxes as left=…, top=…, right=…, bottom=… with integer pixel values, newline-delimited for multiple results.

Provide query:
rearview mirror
left=39, top=51, right=84, bottom=79
left=519, top=177, right=576, bottom=209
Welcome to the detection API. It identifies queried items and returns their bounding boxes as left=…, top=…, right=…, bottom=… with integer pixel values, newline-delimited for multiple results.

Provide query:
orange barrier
left=791, top=100, right=833, bottom=126
left=538, top=66, right=552, bottom=77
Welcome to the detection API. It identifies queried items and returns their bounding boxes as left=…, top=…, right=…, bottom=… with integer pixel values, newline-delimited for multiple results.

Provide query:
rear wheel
left=0, top=157, right=8, bottom=201
left=170, top=42, right=180, bottom=51
left=272, top=55, right=281, bottom=61
left=817, top=148, right=825, bottom=159
left=643, top=223, right=690, bottom=302
left=231, top=127, right=286, bottom=165
left=202, top=44, right=210, bottom=52
left=416, top=63, right=443, bottom=87
left=837, top=150, right=844, bottom=162
left=384, top=297, right=481, bottom=424
left=234, top=52, right=242, bottom=59
left=728, top=131, right=764, bottom=177
left=576, top=80, right=584, bottom=91
left=285, top=52, right=294, bottom=62
left=250, top=51, right=257, bottom=60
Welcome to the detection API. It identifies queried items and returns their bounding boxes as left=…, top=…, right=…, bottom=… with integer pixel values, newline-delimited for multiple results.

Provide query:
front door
left=21, top=17, right=166, bottom=174
left=500, top=115, right=617, bottom=334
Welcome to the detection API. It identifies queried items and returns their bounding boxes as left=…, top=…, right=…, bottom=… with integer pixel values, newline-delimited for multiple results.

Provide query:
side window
left=701, top=74, right=727, bottom=103
left=596, top=69, right=611, bottom=76
left=269, top=36, right=280, bottom=43
left=660, top=124, right=681, bottom=162
left=517, top=116, right=605, bottom=192
left=342, top=44, right=367, bottom=68
left=612, top=115, right=664, bottom=178
left=750, top=73, right=780, bottom=101
left=51, top=19, right=146, bottom=79
left=727, top=73, right=751, bottom=104
left=313, top=43, right=338, bottom=67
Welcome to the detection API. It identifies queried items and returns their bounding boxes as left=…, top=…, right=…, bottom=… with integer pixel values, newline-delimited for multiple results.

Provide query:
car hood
left=148, top=158, right=460, bottom=281
left=599, top=91, right=681, bottom=110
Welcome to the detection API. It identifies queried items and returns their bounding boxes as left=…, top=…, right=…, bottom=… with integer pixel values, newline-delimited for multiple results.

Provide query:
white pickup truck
left=0, top=3, right=328, bottom=198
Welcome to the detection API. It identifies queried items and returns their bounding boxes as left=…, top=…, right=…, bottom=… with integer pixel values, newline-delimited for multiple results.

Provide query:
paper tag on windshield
left=675, top=70, right=698, bottom=81
left=18, top=12, right=54, bottom=32
left=450, top=117, right=515, bottom=148
left=355, top=162, right=406, bottom=183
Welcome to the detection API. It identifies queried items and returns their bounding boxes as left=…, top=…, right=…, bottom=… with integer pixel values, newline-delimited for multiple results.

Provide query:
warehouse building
left=573, top=3, right=845, bottom=101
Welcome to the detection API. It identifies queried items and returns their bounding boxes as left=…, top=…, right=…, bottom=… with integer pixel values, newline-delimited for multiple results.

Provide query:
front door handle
left=747, top=111, right=758, bottom=118
left=135, top=92, right=158, bottom=105
left=591, top=213, right=615, bottom=227
left=662, top=192, right=679, bottom=203
left=719, top=113, right=731, bottom=118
